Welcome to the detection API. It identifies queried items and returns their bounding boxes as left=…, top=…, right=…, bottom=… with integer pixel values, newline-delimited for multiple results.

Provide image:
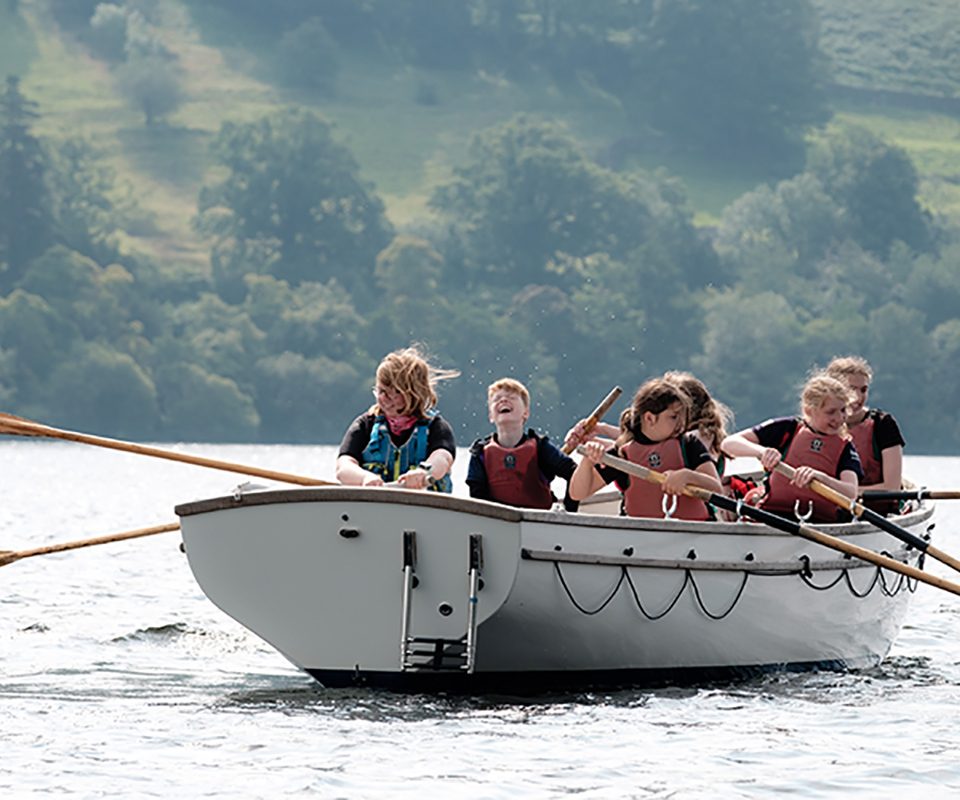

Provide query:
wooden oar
left=0, top=522, right=181, bottom=568
left=772, top=462, right=960, bottom=576
left=580, top=447, right=960, bottom=599
left=561, top=386, right=622, bottom=455
left=863, top=488, right=960, bottom=502
left=0, top=412, right=336, bottom=487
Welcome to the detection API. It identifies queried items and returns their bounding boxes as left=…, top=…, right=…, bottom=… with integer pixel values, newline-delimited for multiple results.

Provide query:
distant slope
left=813, top=0, right=960, bottom=100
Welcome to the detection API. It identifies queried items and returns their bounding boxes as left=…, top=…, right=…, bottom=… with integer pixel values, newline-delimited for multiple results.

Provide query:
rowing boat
left=174, top=486, right=935, bottom=692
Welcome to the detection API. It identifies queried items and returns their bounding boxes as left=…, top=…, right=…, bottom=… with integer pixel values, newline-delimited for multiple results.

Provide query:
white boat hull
left=175, top=487, right=934, bottom=691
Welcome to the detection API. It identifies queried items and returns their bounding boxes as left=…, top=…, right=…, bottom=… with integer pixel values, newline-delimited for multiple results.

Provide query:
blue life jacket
left=361, top=414, right=452, bottom=493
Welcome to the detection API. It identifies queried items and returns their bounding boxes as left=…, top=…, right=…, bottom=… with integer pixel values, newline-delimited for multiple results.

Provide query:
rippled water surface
left=3, top=443, right=960, bottom=798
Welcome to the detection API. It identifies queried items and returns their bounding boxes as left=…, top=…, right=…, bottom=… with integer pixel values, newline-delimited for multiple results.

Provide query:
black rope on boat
left=552, top=562, right=627, bottom=615
left=622, top=568, right=691, bottom=621
left=683, top=569, right=750, bottom=620
left=553, top=549, right=917, bottom=622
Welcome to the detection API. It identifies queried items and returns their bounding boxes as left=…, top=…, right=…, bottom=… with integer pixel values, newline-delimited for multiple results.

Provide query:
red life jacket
left=483, top=436, right=554, bottom=510
left=764, top=423, right=849, bottom=522
left=848, top=413, right=882, bottom=486
left=620, top=438, right=710, bottom=521
left=848, top=411, right=900, bottom=515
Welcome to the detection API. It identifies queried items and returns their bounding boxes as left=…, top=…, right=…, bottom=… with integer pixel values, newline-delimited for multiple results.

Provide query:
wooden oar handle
left=772, top=461, right=855, bottom=511
left=0, top=522, right=181, bottom=567
left=0, top=412, right=335, bottom=487
left=562, top=386, right=622, bottom=454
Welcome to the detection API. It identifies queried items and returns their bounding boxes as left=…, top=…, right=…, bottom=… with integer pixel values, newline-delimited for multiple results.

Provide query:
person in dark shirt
left=827, top=355, right=905, bottom=515
left=721, top=372, right=863, bottom=523
left=570, top=377, right=722, bottom=519
left=467, top=378, right=578, bottom=510
left=336, top=345, right=458, bottom=492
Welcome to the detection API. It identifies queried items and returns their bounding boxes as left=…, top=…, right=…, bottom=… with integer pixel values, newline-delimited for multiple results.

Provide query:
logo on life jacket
left=649, top=452, right=662, bottom=468
left=811, top=438, right=823, bottom=452
left=504, top=453, right=516, bottom=469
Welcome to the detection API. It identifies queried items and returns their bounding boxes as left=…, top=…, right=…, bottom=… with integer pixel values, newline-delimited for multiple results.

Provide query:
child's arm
left=791, top=466, right=859, bottom=501
left=569, top=441, right=609, bottom=501
left=661, top=462, right=723, bottom=496
left=720, top=429, right=782, bottom=472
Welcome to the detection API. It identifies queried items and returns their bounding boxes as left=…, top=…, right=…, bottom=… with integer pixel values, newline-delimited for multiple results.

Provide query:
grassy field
left=9, top=0, right=960, bottom=266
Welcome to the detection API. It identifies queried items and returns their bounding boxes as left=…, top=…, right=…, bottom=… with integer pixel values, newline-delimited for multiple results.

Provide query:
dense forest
left=1, top=0, right=959, bottom=452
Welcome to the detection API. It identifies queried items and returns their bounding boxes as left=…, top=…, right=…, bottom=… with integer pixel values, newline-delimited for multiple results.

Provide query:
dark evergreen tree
left=0, top=76, right=54, bottom=291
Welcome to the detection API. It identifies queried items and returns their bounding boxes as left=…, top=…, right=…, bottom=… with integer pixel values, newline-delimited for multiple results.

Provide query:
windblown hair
left=615, top=377, right=691, bottom=450
left=825, top=355, right=873, bottom=383
left=664, top=370, right=733, bottom=455
left=800, top=372, right=853, bottom=420
left=487, top=378, right=530, bottom=408
left=373, top=345, right=460, bottom=418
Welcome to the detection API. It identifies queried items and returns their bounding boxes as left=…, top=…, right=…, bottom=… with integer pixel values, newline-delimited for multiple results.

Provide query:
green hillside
left=10, top=0, right=959, bottom=256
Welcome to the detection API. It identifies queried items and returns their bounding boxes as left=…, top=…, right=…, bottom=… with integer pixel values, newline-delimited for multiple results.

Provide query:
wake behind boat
left=174, top=485, right=936, bottom=692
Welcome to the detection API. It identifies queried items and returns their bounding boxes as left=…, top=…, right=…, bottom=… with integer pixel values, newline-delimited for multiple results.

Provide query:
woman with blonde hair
left=720, top=372, right=863, bottom=523
left=336, top=345, right=459, bottom=491
left=826, top=355, right=904, bottom=515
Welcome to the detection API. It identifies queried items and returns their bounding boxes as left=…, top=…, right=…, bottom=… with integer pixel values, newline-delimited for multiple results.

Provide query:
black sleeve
left=536, top=433, right=580, bottom=511
left=338, top=414, right=375, bottom=461
left=427, top=415, right=457, bottom=457
left=840, top=441, right=865, bottom=480
left=596, top=450, right=629, bottom=491
left=536, top=434, right=578, bottom=481
left=466, top=437, right=491, bottom=499
left=874, top=411, right=906, bottom=450
left=752, top=417, right=799, bottom=449
left=682, top=433, right=713, bottom=468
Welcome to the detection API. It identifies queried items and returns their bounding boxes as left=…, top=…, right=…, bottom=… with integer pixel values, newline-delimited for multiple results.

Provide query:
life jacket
left=361, top=415, right=452, bottom=493
left=848, top=410, right=900, bottom=516
left=764, top=422, right=849, bottom=522
left=620, top=437, right=711, bottom=521
left=483, top=436, right=554, bottom=509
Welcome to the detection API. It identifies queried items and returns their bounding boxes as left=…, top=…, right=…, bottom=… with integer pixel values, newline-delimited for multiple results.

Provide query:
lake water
left=3, top=442, right=960, bottom=798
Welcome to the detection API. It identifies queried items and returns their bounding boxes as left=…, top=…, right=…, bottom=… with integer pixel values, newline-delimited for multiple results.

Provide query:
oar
left=863, top=488, right=960, bottom=502
left=0, top=412, right=336, bottom=487
left=579, top=447, right=960, bottom=599
left=561, top=386, right=622, bottom=455
left=772, top=462, right=960, bottom=576
left=0, top=522, right=181, bottom=568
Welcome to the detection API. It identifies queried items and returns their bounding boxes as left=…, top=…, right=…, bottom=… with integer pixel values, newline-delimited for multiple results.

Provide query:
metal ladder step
left=399, top=531, right=483, bottom=673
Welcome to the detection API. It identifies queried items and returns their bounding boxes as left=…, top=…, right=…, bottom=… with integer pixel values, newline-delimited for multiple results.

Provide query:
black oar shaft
left=863, top=489, right=960, bottom=501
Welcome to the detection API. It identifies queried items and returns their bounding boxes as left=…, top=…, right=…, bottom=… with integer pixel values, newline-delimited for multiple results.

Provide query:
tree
left=807, top=126, right=934, bottom=257
left=430, top=114, right=711, bottom=290
left=41, top=341, right=159, bottom=438
left=153, top=362, right=260, bottom=441
left=196, top=109, right=394, bottom=302
left=275, top=17, right=340, bottom=93
left=627, top=0, right=830, bottom=162
left=0, top=75, right=54, bottom=290
left=47, top=136, right=129, bottom=264
left=116, top=53, right=185, bottom=126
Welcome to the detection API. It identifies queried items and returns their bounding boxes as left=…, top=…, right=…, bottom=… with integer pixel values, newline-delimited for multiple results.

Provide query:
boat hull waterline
left=174, top=487, right=935, bottom=692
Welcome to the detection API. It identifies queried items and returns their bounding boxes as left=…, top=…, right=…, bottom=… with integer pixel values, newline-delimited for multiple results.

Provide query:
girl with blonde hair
left=721, top=372, right=863, bottom=523
left=826, top=355, right=904, bottom=515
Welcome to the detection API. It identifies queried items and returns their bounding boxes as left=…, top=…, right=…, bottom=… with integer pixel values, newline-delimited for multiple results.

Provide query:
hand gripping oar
left=863, top=489, right=960, bottom=502
left=772, top=462, right=960, bottom=577
left=561, top=386, right=623, bottom=455
left=0, top=412, right=336, bottom=487
left=0, top=522, right=181, bottom=568
left=578, top=447, right=960, bottom=599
